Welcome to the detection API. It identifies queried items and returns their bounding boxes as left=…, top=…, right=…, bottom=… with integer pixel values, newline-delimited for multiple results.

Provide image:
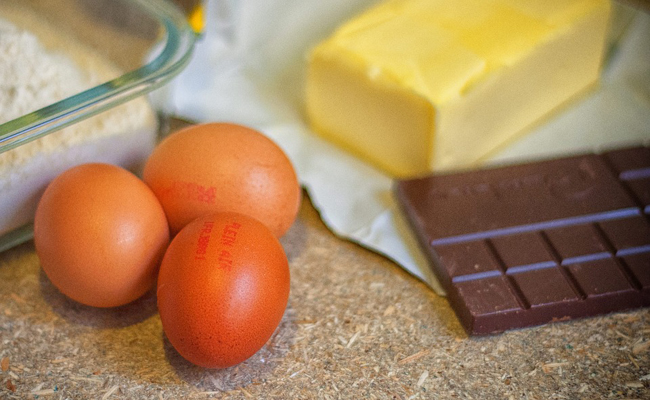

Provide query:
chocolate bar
left=395, top=146, right=650, bottom=335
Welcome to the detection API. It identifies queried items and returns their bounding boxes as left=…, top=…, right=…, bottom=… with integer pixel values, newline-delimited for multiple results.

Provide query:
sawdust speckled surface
left=1, top=194, right=649, bottom=399
left=2, top=2, right=650, bottom=397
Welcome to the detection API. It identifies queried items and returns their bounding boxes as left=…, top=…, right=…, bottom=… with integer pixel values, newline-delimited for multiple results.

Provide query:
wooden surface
left=1, top=1, right=649, bottom=399
left=1, top=193, right=649, bottom=399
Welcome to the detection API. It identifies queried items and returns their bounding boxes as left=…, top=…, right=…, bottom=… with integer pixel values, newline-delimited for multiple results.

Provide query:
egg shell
left=157, top=212, right=290, bottom=368
left=34, top=163, right=170, bottom=308
left=142, top=123, right=301, bottom=237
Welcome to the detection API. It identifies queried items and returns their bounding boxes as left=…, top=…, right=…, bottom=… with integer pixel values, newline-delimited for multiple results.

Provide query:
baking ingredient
left=143, top=123, right=301, bottom=237
left=34, top=163, right=170, bottom=308
left=0, top=10, right=157, bottom=239
left=395, top=146, right=650, bottom=335
left=306, top=0, right=611, bottom=177
left=157, top=212, right=290, bottom=368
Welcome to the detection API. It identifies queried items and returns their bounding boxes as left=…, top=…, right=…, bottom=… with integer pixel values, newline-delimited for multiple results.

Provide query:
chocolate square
left=433, top=241, right=500, bottom=281
left=544, top=224, right=610, bottom=264
left=511, top=267, right=579, bottom=307
left=623, top=253, right=650, bottom=289
left=566, top=258, right=634, bottom=297
left=599, top=216, right=650, bottom=255
left=489, top=232, right=556, bottom=272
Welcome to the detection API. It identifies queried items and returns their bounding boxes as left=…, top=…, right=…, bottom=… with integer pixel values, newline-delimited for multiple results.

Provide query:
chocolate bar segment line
left=430, top=208, right=640, bottom=246
left=560, top=252, right=611, bottom=265
left=620, top=169, right=650, bottom=181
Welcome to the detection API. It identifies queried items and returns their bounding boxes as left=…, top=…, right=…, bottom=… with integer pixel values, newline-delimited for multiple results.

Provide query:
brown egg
left=157, top=212, right=290, bottom=368
left=142, top=123, right=301, bottom=236
left=34, top=163, right=170, bottom=308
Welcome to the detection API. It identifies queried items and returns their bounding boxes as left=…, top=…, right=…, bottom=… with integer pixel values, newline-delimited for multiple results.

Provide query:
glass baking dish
left=0, top=0, right=198, bottom=252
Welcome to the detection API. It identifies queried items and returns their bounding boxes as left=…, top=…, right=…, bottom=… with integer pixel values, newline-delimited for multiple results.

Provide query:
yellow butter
left=306, top=0, right=611, bottom=177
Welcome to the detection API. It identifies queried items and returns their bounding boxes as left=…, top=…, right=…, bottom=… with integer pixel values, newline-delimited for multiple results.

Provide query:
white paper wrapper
left=152, top=0, right=650, bottom=295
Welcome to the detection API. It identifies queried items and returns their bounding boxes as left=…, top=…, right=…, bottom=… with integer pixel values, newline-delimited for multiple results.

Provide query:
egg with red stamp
left=33, top=163, right=170, bottom=308
left=157, top=212, right=290, bottom=368
left=142, top=122, right=301, bottom=237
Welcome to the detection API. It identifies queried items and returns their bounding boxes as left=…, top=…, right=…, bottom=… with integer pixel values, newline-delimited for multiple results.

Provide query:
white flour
left=0, top=11, right=158, bottom=238
left=0, top=18, right=88, bottom=124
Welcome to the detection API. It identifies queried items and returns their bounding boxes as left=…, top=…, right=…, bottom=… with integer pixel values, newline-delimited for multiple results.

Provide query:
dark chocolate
left=395, top=146, right=650, bottom=335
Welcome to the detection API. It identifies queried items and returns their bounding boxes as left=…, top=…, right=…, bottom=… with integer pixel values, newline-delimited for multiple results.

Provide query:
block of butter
left=306, top=0, right=611, bottom=177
